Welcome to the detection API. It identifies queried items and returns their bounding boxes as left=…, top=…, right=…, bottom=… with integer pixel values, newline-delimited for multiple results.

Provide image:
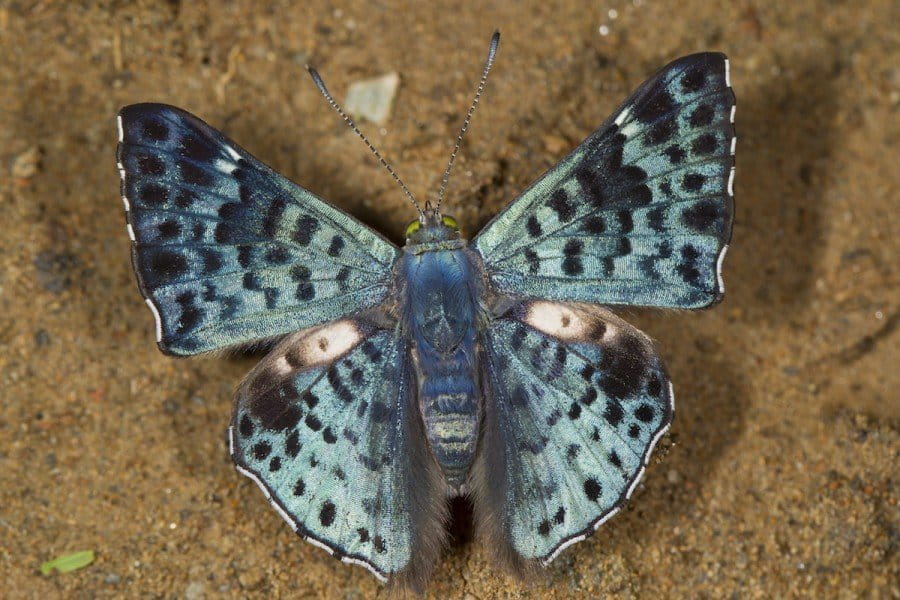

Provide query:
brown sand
left=1, top=1, right=897, bottom=598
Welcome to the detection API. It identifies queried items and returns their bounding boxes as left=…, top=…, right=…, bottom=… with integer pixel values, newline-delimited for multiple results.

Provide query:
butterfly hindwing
left=230, top=318, right=447, bottom=586
left=117, top=103, right=400, bottom=355
left=470, top=301, right=673, bottom=567
left=473, top=53, right=734, bottom=309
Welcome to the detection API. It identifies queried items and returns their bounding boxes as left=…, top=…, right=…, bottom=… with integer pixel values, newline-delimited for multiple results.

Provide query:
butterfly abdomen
left=401, top=242, right=482, bottom=489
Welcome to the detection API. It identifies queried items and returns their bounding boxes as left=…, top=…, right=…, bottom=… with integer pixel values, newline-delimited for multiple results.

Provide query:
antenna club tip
left=487, top=30, right=500, bottom=59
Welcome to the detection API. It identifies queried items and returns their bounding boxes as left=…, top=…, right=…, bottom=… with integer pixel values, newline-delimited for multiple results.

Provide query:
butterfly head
left=405, top=208, right=460, bottom=244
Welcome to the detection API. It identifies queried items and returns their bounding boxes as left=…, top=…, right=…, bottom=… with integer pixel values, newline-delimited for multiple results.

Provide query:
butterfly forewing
left=470, top=301, right=673, bottom=568
left=473, top=52, right=734, bottom=309
left=117, top=103, right=399, bottom=355
left=230, top=319, right=447, bottom=586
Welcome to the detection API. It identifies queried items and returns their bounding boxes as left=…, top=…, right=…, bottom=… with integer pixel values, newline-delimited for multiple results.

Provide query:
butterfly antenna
left=436, top=30, right=500, bottom=213
left=306, top=66, right=424, bottom=218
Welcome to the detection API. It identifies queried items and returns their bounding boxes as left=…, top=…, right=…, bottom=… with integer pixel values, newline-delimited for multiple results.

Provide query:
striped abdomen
left=418, top=352, right=479, bottom=488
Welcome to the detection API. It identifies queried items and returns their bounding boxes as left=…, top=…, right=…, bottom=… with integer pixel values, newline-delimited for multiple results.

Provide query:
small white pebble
left=608, top=9, right=618, bottom=19
left=169, top=522, right=177, bottom=529
left=667, top=469, right=682, bottom=484
left=599, top=25, right=610, bottom=36
left=875, top=310, right=884, bottom=320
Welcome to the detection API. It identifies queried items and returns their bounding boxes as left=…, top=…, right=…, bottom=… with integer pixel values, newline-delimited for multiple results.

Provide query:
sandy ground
left=1, top=1, right=897, bottom=598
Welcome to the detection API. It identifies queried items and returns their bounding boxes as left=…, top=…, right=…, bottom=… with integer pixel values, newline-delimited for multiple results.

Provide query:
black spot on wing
left=546, top=188, right=575, bottom=222
left=609, top=451, right=622, bottom=468
left=180, top=136, right=217, bottom=162
left=327, top=367, right=353, bottom=403
left=635, top=89, right=675, bottom=123
left=583, top=215, right=605, bottom=234
left=265, top=246, right=290, bottom=265
left=562, top=239, right=583, bottom=276
left=327, top=235, right=345, bottom=257
left=691, top=133, right=718, bottom=155
left=180, top=161, right=212, bottom=186
left=148, top=250, right=187, bottom=285
left=305, top=413, right=322, bottom=431
left=682, top=172, right=706, bottom=192
left=138, top=154, right=165, bottom=175
left=237, top=246, right=253, bottom=268
left=681, top=66, right=707, bottom=93
left=567, top=402, right=581, bottom=420
left=524, top=249, right=540, bottom=275
left=646, top=117, right=676, bottom=146
left=634, top=404, right=654, bottom=422
left=319, top=501, right=336, bottom=526
left=251, top=441, right=271, bottom=460
left=554, top=506, right=566, bottom=524
left=647, top=207, right=666, bottom=232
left=139, top=183, right=168, bottom=206
left=664, top=145, right=686, bottom=165
left=603, top=401, right=624, bottom=426
left=214, top=223, right=237, bottom=243
left=157, top=219, right=181, bottom=239
left=293, top=214, right=319, bottom=245
left=538, top=520, right=551, bottom=536
left=263, top=198, right=287, bottom=238
left=242, top=272, right=261, bottom=290
left=174, top=190, right=196, bottom=208
left=285, top=430, right=301, bottom=458
left=141, top=119, right=168, bottom=141
left=575, top=165, right=606, bottom=207
left=689, top=103, right=715, bottom=127
left=296, top=282, right=315, bottom=301
left=681, top=199, right=722, bottom=233
left=598, top=336, right=648, bottom=400
left=238, top=414, right=254, bottom=437
left=361, top=341, right=382, bottom=363
left=617, top=210, right=633, bottom=234
left=584, top=478, right=602, bottom=501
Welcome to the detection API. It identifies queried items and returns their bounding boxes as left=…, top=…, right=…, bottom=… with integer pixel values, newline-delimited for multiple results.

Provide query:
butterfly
left=116, top=32, right=734, bottom=590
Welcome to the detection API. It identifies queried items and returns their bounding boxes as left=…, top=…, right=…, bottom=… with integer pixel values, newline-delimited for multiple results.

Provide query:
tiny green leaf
left=40, top=550, right=95, bottom=575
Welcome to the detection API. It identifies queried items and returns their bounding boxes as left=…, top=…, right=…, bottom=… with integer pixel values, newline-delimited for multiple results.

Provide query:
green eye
left=441, top=215, right=459, bottom=230
left=405, top=220, right=421, bottom=237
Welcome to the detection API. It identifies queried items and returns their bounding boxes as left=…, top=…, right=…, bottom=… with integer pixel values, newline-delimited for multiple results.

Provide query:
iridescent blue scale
left=118, top=44, right=734, bottom=590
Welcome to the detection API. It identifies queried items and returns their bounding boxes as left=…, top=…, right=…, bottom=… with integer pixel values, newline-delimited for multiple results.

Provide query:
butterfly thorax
left=401, top=220, right=482, bottom=490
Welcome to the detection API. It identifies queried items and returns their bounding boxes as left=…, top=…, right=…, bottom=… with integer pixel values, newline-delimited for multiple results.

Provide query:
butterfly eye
left=441, top=215, right=459, bottom=230
left=405, top=220, right=421, bottom=237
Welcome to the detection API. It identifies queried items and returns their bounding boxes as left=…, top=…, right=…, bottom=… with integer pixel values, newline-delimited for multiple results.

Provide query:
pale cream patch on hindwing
left=279, top=320, right=364, bottom=369
left=524, top=301, right=590, bottom=339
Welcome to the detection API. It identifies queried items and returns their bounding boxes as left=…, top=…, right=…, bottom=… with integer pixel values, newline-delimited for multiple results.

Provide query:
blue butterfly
left=117, top=32, right=734, bottom=590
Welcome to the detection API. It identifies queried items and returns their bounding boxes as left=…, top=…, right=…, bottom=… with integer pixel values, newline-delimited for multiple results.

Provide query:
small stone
left=34, top=329, right=51, bottom=347
left=238, top=567, right=265, bottom=590
left=667, top=469, right=682, bottom=484
left=104, top=573, right=121, bottom=584
left=185, top=581, right=206, bottom=599
left=543, top=135, right=569, bottom=155
left=344, top=72, right=400, bottom=125
left=33, top=251, right=80, bottom=293
left=11, top=145, right=41, bottom=178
